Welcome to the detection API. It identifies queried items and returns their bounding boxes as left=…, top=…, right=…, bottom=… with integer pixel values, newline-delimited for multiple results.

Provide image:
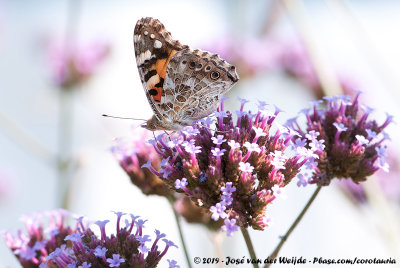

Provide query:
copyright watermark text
left=193, top=256, right=397, bottom=265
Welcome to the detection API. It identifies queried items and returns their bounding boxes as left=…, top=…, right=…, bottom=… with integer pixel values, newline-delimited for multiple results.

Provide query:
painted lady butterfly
left=134, top=17, right=239, bottom=131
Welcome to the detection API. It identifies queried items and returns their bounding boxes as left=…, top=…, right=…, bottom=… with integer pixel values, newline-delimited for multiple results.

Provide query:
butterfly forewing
left=134, top=17, right=187, bottom=120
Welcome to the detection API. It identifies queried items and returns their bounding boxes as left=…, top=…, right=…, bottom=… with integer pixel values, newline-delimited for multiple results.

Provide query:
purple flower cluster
left=286, top=93, right=392, bottom=186
left=111, top=132, right=171, bottom=197
left=2, top=210, right=178, bottom=268
left=112, top=130, right=223, bottom=230
left=3, top=209, right=75, bottom=267
left=47, top=40, right=110, bottom=89
left=338, top=147, right=400, bottom=204
left=142, top=98, right=310, bottom=233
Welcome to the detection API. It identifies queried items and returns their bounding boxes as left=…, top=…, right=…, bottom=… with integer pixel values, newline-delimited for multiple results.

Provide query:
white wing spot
left=150, top=33, right=155, bottom=39
left=144, top=50, right=152, bottom=60
left=138, top=54, right=144, bottom=65
left=154, top=40, right=162, bottom=48
left=138, top=50, right=152, bottom=65
left=147, top=74, right=160, bottom=87
left=144, top=31, right=148, bottom=35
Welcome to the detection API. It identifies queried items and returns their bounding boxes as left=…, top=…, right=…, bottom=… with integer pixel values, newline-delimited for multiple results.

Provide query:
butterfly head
left=142, top=115, right=186, bottom=131
left=141, top=115, right=158, bottom=131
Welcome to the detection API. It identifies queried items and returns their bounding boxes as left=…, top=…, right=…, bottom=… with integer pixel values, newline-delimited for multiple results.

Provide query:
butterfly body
left=134, top=17, right=239, bottom=131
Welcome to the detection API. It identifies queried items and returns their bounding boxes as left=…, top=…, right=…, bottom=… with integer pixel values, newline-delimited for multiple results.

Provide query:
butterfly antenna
left=132, top=124, right=143, bottom=131
left=102, top=114, right=147, bottom=122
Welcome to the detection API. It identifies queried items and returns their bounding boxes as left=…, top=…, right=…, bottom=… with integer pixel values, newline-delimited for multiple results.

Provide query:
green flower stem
left=58, top=89, right=73, bottom=208
left=265, top=186, right=322, bottom=267
left=241, top=227, right=259, bottom=268
left=209, top=231, right=224, bottom=268
left=167, top=197, right=193, bottom=268
left=57, top=0, right=81, bottom=209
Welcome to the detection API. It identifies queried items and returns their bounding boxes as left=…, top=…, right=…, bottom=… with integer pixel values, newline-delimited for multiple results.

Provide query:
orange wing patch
left=147, top=49, right=177, bottom=103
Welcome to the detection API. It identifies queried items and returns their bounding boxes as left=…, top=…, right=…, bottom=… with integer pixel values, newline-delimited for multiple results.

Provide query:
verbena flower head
left=338, top=147, right=400, bottom=204
left=3, top=210, right=178, bottom=268
left=111, top=131, right=171, bottom=197
left=286, top=93, right=393, bottom=186
left=2, top=209, right=78, bottom=267
left=143, top=98, right=308, bottom=232
left=47, top=40, right=110, bottom=89
left=112, top=130, right=222, bottom=230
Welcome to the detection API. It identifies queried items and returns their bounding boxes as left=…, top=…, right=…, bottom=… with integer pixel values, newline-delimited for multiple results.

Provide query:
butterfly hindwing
left=161, top=48, right=239, bottom=123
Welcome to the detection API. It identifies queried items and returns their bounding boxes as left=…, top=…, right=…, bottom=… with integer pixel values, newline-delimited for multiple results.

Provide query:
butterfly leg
left=215, top=129, right=231, bottom=134
left=164, top=130, right=176, bottom=141
left=194, top=122, right=231, bottom=134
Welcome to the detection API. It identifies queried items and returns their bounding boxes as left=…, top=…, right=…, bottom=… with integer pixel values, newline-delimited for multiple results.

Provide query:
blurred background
left=1, top=0, right=400, bottom=267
